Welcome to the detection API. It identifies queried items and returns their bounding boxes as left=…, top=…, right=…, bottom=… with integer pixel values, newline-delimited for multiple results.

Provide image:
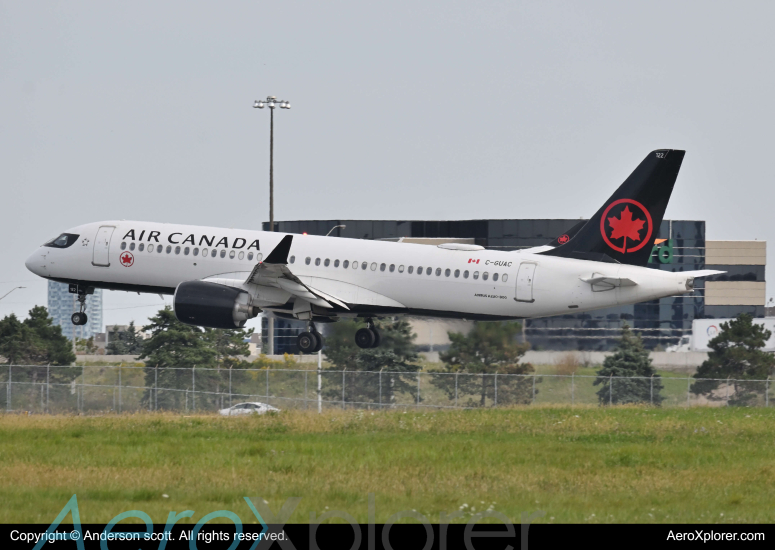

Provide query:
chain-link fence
left=1, top=364, right=772, bottom=414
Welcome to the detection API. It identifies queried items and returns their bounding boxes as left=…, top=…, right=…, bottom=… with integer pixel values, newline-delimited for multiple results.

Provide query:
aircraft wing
left=244, top=235, right=348, bottom=310
left=244, top=234, right=407, bottom=311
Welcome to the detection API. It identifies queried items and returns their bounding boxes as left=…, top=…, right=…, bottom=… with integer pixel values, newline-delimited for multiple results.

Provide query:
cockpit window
left=44, top=233, right=79, bottom=249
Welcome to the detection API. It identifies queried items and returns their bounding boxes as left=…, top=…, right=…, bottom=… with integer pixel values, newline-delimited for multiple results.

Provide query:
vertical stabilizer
left=540, top=149, right=685, bottom=266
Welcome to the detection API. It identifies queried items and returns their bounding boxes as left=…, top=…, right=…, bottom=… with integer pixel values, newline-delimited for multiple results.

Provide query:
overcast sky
left=1, top=0, right=773, bottom=330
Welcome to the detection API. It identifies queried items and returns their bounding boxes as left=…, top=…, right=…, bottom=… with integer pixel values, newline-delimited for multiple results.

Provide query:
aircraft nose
left=25, top=249, right=47, bottom=276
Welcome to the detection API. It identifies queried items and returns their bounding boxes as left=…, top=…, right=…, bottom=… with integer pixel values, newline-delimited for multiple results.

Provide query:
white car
left=219, top=402, right=280, bottom=416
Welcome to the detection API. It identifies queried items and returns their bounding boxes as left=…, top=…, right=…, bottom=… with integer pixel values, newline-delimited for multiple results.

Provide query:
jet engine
left=174, top=280, right=258, bottom=329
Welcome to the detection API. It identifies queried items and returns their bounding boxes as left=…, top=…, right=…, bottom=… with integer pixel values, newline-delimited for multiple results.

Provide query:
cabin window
left=352, top=260, right=358, bottom=269
left=289, top=255, right=295, bottom=264
left=482, top=272, right=489, bottom=281
left=492, top=273, right=499, bottom=282
left=202, top=249, right=208, bottom=257
left=220, top=250, right=226, bottom=258
left=139, top=243, right=145, bottom=252
left=362, top=262, right=368, bottom=270
left=120, top=242, right=127, bottom=250
left=324, top=258, right=330, bottom=267
left=416, top=266, right=422, bottom=275
left=502, top=273, right=508, bottom=282
left=463, top=270, right=469, bottom=279
left=389, top=264, right=395, bottom=272
left=407, top=266, right=413, bottom=274
left=175, top=246, right=181, bottom=255
left=129, top=242, right=135, bottom=251
left=238, top=251, right=244, bottom=260
left=380, top=263, right=386, bottom=272
left=305, top=257, right=311, bottom=265
left=257, top=253, right=263, bottom=262
left=473, top=271, right=479, bottom=280
left=166, top=245, right=172, bottom=254
left=454, top=269, right=460, bottom=278
left=184, top=247, right=190, bottom=256
left=398, top=265, right=405, bottom=273
left=445, top=268, right=451, bottom=277
left=247, top=252, right=253, bottom=261
left=334, top=259, right=340, bottom=268
left=315, top=258, right=321, bottom=266
left=193, top=248, right=199, bottom=256
left=229, top=250, right=235, bottom=259
left=426, top=267, right=432, bottom=275
left=435, top=268, right=442, bottom=276
left=343, top=260, right=350, bottom=269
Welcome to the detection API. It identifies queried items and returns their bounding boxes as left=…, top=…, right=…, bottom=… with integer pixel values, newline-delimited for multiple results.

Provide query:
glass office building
left=263, top=220, right=765, bottom=351
left=47, top=281, right=103, bottom=341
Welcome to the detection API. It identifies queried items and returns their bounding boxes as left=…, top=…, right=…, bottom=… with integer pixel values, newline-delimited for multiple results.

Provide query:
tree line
left=0, top=306, right=772, bottom=409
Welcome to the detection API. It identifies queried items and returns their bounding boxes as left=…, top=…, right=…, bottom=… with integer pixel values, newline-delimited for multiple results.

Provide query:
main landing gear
left=296, top=319, right=382, bottom=353
left=355, top=319, right=381, bottom=349
left=71, top=294, right=88, bottom=326
left=297, top=322, right=324, bottom=354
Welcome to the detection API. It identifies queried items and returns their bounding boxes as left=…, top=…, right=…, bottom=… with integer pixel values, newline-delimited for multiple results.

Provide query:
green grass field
left=2, top=406, right=774, bottom=524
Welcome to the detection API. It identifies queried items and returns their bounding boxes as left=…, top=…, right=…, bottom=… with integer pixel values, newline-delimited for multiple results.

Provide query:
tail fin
left=540, top=149, right=685, bottom=266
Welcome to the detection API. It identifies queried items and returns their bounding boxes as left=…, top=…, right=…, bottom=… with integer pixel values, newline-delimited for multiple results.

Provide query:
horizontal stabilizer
left=580, top=276, right=638, bottom=289
left=683, top=270, right=726, bottom=278
left=547, top=220, right=587, bottom=247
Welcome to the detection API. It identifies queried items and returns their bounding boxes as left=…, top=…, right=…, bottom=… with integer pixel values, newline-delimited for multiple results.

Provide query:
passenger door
left=515, top=262, right=537, bottom=303
left=92, top=226, right=115, bottom=267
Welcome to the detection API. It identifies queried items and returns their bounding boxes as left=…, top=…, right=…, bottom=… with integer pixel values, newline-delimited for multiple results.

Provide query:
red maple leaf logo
left=120, top=252, right=134, bottom=267
left=557, top=234, right=569, bottom=244
left=607, top=206, right=645, bottom=253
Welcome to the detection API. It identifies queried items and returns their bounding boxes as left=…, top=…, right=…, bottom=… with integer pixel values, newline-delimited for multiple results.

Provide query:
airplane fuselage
left=26, top=220, right=696, bottom=322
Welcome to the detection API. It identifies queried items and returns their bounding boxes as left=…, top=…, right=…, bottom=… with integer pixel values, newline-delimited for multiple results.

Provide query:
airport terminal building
left=262, top=219, right=766, bottom=352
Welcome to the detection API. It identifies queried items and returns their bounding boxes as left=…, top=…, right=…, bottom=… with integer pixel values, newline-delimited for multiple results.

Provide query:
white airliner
left=25, top=150, right=722, bottom=352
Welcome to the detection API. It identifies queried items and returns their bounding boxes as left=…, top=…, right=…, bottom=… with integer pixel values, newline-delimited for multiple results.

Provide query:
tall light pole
left=254, top=96, right=291, bottom=232
left=0, top=286, right=24, bottom=302
left=254, top=95, right=291, bottom=355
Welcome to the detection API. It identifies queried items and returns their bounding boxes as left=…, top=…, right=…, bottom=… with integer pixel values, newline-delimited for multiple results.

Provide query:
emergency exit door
left=515, top=262, right=536, bottom=303
left=92, top=226, right=115, bottom=267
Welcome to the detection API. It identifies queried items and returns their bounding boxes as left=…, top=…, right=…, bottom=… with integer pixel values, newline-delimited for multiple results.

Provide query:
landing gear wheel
left=297, top=331, right=319, bottom=354
left=71, top=312, right=87, bottom=326
left=370, top=328, right=381, bottom=348
left=72, top=292, right=88, bottom=325
left=355, top=327, right=376, bottom=349
left=311, top=331, right=324, bottom=352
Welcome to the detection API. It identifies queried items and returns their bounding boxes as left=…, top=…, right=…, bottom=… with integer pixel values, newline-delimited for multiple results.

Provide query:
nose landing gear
left=297, top=322, right=324, bottom=354
left=71, top=294, right=88, bottom=326
left=355, top=319, right=381, bottom=349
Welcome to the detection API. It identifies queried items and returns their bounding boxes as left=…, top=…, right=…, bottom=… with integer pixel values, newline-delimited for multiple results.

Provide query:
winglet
left=264, top=235, right=293, bottom=264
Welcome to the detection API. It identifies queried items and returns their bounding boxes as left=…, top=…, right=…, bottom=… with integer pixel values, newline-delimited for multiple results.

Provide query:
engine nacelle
left=174, top=281, right=258, bottom=329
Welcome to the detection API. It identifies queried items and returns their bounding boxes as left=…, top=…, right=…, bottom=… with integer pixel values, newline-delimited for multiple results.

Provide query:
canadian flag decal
left=468, top=259, right=480, bottom=264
